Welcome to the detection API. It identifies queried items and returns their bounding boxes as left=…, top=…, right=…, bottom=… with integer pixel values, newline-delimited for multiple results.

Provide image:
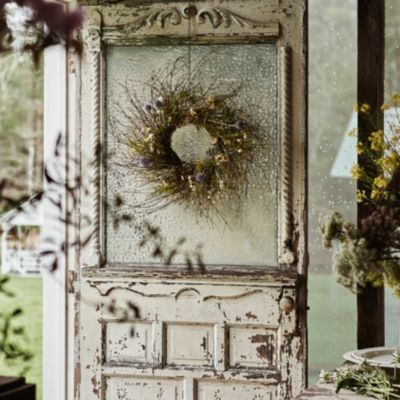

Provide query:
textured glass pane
left=385, top=0, right=400, bottom=347
left=105, top=44, right=278, bottom=266
left=308, top=0, right=357, bottom=384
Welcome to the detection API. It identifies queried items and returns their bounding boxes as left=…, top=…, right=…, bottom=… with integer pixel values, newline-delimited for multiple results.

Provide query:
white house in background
left=0, top=194, right=43, bottom=275
left=331, top=108, right=399, bottom=178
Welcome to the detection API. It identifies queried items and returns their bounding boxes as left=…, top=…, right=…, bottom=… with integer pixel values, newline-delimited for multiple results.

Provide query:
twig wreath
left=114, top=59, right=265, bottom=220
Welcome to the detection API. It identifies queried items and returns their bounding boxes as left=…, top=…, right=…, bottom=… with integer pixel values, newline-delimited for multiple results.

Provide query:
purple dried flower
left=194, top=173, right=205, bottom=183
left=360, top=205, right=400, bottom=253
left=143, top=103, right=153, bottom=113
left=154, top=97, right=164, bottom=109
left=235, top=121, right=245, bottom=130
left=138, top=157, right=150, bottom=167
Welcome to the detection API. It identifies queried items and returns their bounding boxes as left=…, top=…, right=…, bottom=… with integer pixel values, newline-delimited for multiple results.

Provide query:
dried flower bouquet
left=322, top=95, right=400, bottom=296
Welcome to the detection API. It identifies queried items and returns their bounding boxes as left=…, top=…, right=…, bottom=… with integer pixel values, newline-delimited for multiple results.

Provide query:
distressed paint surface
left=229, top=326, right=277, bottom=368
left=166, top=323, right=214, bottom=367
left=80, top=278, right=300, bottom=399
left=105, top=321, right=152, bottom=364
left=105, top=376, right=184, bottom=399
left=197, top=380, right=276, bottom=400
left=75, top=1, right=307, bottom=399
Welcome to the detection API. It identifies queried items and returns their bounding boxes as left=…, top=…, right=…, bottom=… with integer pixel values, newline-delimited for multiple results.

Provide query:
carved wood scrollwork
left=120, top=7, right=182, bottom=35
left=118, top=5, right=274, bottom=35
left=196, top=7, right=270, bottom=29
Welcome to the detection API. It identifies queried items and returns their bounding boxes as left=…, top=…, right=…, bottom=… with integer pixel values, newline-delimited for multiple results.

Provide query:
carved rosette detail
left=86, top=28, right=101, bottom=54
left=279, top=47, right=296, bottom=266
left=120, top=6, right=270, bottom=34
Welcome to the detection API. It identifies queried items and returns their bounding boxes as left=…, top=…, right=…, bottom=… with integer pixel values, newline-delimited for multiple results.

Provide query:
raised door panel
left=197, top=380, right=276, bottom=400
left=105, top=376, right=184, bottom=400
left=80, top=280, right=299, bottom=399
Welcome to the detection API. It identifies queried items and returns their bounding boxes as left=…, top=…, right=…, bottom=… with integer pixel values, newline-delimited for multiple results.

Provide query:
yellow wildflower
left=371, top=189, right=379, bottom=200
left=360, top=103, right=370, bottom=113
left=377, top=156, right=388, bottom=170
left=356, top=189, right=366, bottom=203
left=144, top=133, right=154, bottom=142
left=373, top=175, right=387, bottom=189
left=347, top=128, right=357, bottom=137
left=378, top=152, right=400, bottom=174
left=356, top=144, right=364, bottom=155
left=391, top=92, right=400, bottom=104
left=351, top=164, right=362, bottom=180
left=388, top=151, right=400, bottom=168
left=369, top=130, right=384, bottom=151
left=381, top=103, right=391, bottom=111
left=215, top=154, right=228, bottom=163
left=205, top=96, right=216, bottom=109
left=353, top=104, right=359, bottom=113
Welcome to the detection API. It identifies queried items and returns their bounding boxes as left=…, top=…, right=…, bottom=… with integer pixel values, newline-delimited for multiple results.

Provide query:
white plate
left=343, top=350, right=361, bottom=363
left=343, top=347, right=400, bottom=369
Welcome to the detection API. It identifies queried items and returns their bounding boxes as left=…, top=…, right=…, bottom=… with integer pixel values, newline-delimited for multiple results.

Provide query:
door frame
left=43, top=44, right=68, bottom=400
left=43, top=42, right=78, bottom=400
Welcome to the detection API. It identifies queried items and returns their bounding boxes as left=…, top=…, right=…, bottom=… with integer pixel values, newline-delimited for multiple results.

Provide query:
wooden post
left=357, top=0, right=385, bottom=349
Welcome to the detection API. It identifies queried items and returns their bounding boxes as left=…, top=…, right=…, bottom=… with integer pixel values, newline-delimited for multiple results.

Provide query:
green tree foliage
left=0, top=276, right=33, bottom=376
left=0, top=52, right=43, bottom=210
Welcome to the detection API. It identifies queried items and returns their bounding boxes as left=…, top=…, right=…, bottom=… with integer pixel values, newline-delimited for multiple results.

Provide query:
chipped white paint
left=197, top=380, right=275, bottom=400
left=75, top=1, right=307, bottom=399
left=105, top=320, right=152, bottom=364
left=229, top=326, right=277, bottom=368
left=79, top=279, right=301, bottom=399
left=105, top=376, right=184, bottom=399
left=166, top=323, right=214, bottom=366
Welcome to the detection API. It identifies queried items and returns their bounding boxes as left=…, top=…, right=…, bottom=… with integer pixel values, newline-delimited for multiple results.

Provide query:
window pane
left=385, top=0, right=400, bottom=347
left=106, top=44, right=279, bottom=266
left=308, top=0, right=357, bottom=383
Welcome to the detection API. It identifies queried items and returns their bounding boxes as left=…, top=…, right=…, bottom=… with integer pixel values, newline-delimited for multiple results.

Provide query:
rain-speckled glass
left=308, top=0, right=357, bottom=384
left=105, top=44, right=278, bottom=266
left=385, top=0, right=400, bottom=348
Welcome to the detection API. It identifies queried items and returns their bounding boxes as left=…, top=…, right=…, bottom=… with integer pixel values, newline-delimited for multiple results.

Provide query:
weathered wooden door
left=74, top=1, right=307, bottom=399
